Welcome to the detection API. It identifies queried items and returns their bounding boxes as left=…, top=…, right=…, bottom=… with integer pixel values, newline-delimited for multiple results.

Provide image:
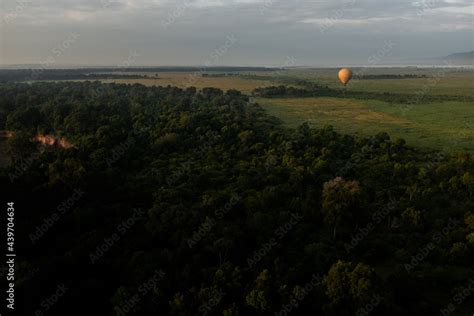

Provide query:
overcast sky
left=0, top=0, right=473, bottom=66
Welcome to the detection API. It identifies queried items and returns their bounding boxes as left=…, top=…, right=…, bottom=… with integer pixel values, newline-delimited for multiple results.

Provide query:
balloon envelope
left=338, top=68, right=353, bottom=85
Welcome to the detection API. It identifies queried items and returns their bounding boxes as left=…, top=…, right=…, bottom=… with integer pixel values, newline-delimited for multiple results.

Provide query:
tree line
left=252, top=84, right=474, bottom=104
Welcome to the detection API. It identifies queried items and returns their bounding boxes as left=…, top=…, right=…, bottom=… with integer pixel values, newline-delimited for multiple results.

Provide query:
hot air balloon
left=338, top=68, right=353, bottom=86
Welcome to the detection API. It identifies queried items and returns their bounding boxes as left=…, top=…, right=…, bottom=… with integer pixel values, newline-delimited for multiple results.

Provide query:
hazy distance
left=1, top=0, right=473, bottom=67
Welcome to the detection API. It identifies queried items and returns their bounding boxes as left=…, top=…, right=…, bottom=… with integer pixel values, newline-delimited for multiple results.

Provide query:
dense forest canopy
left=0, top=81, right=473, bottom=315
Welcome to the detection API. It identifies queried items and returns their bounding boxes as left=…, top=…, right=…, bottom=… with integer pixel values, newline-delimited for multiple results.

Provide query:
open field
left=252, top=68, right=474, bottom=152
left=61, top=67, right=474, bottom=96
left=59, top=67, right=474, bottom=152
left=256, top=97, right=474, bottom=152
left=218, top=67, right=474, bottom=96
left=91, top=72, right=284, bottom=94
left=283, top=68, right=474, bottom=97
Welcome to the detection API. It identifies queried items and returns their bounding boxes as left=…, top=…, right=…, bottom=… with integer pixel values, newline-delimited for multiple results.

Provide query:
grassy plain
left=282, top=68, right=474, bottom=97
left=65, top=68, right=474, bottom=96
left=253, top=68, right=474, bottom=151
left=65, top=67, right=474, bottom=152
left=95, top=72, right=282, bottom=94
left=256, top=97, right=474, bottom=152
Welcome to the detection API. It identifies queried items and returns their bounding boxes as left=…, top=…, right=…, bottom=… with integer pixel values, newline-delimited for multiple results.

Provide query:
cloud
left=0, top=0, right=472, bottom=65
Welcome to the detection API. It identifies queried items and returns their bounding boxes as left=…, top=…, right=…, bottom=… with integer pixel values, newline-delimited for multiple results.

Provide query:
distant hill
left=443, top=51, right=474, bottom=65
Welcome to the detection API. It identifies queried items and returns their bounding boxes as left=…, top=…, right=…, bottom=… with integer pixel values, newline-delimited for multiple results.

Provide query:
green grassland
left=248, top=67, right=474, bottom=152
left=246, top=68, right=474, bottom=152
left=256, top=97, right=474, bottom=152
left=64, top=67, right=474, bottom=96
left=61, top=67, right=474, bottom=152
left=282, top=67, right=474, bottom=97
